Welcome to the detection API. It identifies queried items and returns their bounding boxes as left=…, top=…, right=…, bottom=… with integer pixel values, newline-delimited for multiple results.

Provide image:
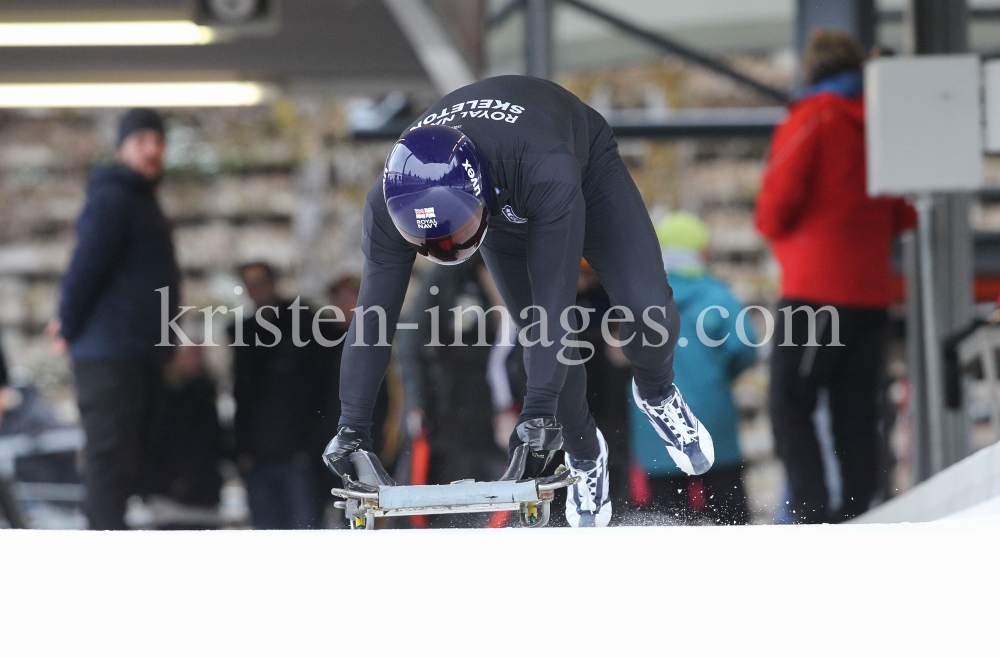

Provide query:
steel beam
left=382, top=0, right=477, bottom=95
left=559, top=0, right=790, bottom=104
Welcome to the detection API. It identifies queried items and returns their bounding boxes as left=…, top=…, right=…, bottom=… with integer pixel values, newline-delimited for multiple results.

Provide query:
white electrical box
left=865, top=55, right=982, bottom=195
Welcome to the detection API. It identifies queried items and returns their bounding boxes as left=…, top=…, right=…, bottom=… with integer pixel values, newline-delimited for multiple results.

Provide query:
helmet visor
left=396, top=199, right=489, bottom=264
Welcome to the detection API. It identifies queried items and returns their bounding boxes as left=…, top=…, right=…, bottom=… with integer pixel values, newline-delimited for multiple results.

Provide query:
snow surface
left=3, top=517, right=999, bottom=656
left=947, top=493, right=1000, bottom=520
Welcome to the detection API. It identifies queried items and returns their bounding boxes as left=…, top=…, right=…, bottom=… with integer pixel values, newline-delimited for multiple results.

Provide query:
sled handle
left=331, top=487, right=379, bottom=501
left=537, top=475, right=580, bottom=492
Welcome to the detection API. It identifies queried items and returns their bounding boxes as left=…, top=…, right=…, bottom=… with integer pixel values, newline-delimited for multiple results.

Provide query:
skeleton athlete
left=324, top=75, right=714, bottom=527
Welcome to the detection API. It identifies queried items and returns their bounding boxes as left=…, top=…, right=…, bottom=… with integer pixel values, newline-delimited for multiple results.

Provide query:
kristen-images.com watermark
left=155, top=287, right=843, bottom=366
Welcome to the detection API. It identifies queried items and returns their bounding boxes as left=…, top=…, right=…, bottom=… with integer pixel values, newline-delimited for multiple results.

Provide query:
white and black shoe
left=565, top=428, right=611, bottom=528
left=632, top=380, right=714, bottom=476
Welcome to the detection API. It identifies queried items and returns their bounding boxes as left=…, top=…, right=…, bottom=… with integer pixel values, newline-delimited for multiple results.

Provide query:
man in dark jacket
left=756, top=33, right=916, bottom=523
left=54, top=108, right=180, bottom=530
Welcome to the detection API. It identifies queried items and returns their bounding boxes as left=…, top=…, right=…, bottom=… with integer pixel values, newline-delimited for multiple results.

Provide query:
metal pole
left=902, top=232, right=929, bottom=481
left=916, top=194, right=945, bottom=474
left=906, top=0, right=968, bottom=54
left=525, top=0, right=552, bottom=79
left=904, top=0, right=972, bottom=478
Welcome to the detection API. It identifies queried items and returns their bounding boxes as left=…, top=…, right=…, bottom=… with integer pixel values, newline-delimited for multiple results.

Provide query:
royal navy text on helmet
left=415, top=207, right=437, bottom=229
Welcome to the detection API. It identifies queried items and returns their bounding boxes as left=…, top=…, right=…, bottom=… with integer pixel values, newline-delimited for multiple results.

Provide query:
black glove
left=516, top=417, right=564, bottom=451
left=501, top=417, right=563, bottom=480
left=322, top=426, right=371, bottom=479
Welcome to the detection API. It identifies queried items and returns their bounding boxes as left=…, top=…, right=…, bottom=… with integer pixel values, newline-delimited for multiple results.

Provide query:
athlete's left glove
left=516, top=416, right=564, bottom=452
left=322, top=426, right=371, bottom=480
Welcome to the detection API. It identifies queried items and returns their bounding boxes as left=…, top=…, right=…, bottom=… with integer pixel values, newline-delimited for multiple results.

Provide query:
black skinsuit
left=339, top=75, right=679, bottom=461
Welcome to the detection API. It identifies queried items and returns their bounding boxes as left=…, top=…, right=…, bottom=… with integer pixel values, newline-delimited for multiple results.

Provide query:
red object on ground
left=756, top=92, right=917, bottom=309
left=409, top=433, right=431, bottom=529
left=687, top=477, right=706, bottom=511
left=629, top=461, right=653, bottom=507
left=486, top=511, right=511, bottom=528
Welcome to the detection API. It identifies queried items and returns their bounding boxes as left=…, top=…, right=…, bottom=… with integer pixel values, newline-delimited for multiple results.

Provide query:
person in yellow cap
left=654, top=211, right=712, bottom=274
left=629, top=211, right=757, bottom=524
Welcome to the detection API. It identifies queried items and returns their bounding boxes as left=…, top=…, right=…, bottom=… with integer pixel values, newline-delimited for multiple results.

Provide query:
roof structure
left=0, top=0, right=436, bottom=94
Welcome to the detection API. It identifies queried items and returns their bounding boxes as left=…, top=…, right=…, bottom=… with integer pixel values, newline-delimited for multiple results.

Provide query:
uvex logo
left=461, top=159, right=482, bottom=196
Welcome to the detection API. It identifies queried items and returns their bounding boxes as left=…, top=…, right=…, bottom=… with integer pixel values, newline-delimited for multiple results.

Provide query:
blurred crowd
left=0, top=31, right=915, bottom=530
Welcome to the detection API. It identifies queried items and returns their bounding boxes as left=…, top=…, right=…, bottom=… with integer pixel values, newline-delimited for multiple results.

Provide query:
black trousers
left=769, top=300, right=887, bottom=524
left=75, top=359, right=162, bottom=530
left=481, top=125, right=679, bottom=461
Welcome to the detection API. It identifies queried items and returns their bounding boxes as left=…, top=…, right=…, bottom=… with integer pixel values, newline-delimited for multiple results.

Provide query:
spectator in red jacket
left=756, top=32, right=916, bottom=523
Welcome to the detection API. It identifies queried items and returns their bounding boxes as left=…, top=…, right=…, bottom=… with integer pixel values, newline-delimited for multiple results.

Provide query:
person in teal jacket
left=629, top=211, right=757, bottom=524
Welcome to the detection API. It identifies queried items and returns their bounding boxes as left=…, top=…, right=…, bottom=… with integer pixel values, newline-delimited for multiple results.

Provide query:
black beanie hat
left=117, top=108, right=165, bottom=147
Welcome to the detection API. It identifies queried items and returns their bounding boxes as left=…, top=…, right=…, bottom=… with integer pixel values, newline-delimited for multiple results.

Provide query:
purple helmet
left=383, top=125, right=492, bottom=264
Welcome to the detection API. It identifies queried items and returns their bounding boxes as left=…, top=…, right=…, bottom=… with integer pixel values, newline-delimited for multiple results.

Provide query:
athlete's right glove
left=322, top=426, right=371, bottom=480
left=501, top=417, right=564, bottom=480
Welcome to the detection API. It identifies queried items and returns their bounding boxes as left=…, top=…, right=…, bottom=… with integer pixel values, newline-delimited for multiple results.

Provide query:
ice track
left=3, top=517, right=998, bottom=655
